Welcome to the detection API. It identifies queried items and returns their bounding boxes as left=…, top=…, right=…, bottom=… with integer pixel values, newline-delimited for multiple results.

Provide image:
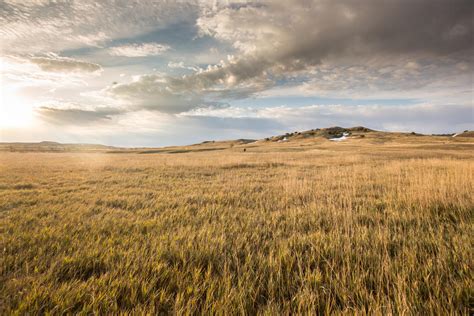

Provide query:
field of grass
left=1, top=134, right=473, bottom=314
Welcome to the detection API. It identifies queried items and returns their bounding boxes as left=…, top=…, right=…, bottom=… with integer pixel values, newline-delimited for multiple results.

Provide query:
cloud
left=186, top=0, right=474, bottom=102
left=168, top=61, right=185, bottom=69
left=104, top=67, right=274, bottom=113
left=199, top=0, right=473, bottom=61
left=30, top=54, right=102, bottom=73
left=289, top=57, right=472, bottom=102
left=105, top=74, right=204, bottom=113
left=0, top=0, right=200, bottom=53
left=193, top=0, right=473, bottom=89
left=104, top=0, right=472, bottom=113
left=36, top=105, right=122, bottom=125
left=109, top=43, right=170, bottom=57
left=0, top=55, right=99, bottom=92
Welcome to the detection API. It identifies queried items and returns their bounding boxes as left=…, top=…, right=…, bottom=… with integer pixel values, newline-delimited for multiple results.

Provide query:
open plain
left=1, top=131, right=473, bottom=314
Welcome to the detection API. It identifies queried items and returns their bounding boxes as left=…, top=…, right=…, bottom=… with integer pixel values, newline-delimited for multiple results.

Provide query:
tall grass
left=0, top=144, right=472, bottom=314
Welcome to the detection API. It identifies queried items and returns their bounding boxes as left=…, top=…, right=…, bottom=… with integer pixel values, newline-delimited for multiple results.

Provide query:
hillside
left=263, top=126, right=375, bottom=142
left=2, top=127, right=472, bottom=153
left=453, top=130, right=474, bottom=138
left=0, top=141, right=121, bottom=153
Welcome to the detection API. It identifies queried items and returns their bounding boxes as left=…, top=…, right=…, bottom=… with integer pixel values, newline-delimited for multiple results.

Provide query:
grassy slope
left=0, top=134, right=473, bottom=314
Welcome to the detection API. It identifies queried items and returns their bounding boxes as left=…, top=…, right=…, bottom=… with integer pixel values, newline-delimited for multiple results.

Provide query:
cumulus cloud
left=103, top=0, right=472, bottom=113
left=30, top=54, right=102, bottom=73
left=290, top=57, right=472, bottom=102
left=109, top=43, right=170, bottom=57
left=168, top=61, right=186, bottom=69
left=168, top=61, right=199, bottom=71
left=104, top=69, right=268, bottom=113
left=105, top=74, right=203, bottom=113
left=193, top=0, right=473, bottom=90
left=5, top=0, right=472, bottom=107
left=199, top=0, right=472, bottom=61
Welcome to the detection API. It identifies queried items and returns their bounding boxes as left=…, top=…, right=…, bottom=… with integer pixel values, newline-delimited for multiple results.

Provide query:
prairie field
left=0, top=135, right=473, bottom=314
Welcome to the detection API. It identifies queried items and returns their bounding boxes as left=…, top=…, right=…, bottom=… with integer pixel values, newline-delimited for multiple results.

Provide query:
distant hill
left=453, top=131, right=474, bottom=138
left=1, top=127, right=471, bottom=153
left=0, top=141, right=121, bottom=153
left=263, top=126, right=376, bottom=142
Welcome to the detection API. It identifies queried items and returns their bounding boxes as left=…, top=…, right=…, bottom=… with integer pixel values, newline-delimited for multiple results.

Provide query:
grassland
left=0, top=132, right=473, bottom=314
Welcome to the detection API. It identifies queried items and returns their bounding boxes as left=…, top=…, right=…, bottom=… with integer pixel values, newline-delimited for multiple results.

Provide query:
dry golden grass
left=0, top=135, right=473, bottom=314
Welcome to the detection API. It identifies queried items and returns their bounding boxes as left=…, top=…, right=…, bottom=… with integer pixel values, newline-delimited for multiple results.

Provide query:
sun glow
left=0, top=89, right=34, bottom=128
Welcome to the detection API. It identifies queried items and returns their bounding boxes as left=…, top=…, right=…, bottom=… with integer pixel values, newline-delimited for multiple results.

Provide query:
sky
left=0, top=0, right=472, bottom=147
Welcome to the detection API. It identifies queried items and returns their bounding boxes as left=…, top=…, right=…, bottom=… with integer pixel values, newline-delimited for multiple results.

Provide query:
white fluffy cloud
left=109, top=43, right=170, bottom=57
